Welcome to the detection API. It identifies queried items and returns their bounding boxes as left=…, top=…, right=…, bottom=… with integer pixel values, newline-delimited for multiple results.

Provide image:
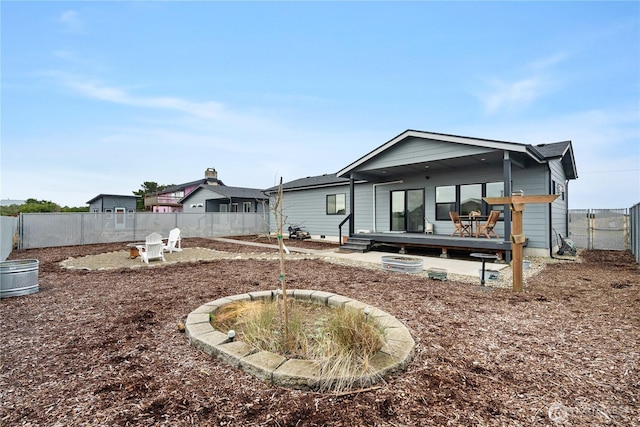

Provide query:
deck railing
left=338, top=213, right=352, bottom=246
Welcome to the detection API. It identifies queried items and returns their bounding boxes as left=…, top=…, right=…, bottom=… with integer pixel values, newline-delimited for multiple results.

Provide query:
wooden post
left=483, top=194, right=558, bottom=292
left=510, top=203, right=525, bottom=292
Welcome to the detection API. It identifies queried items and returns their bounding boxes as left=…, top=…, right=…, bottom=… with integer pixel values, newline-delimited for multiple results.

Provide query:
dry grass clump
left=210, top=298, right=387, bottom=390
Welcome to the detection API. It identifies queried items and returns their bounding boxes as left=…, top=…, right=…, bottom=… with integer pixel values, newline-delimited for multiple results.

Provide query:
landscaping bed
left=1, top=238, right=638, bottom=426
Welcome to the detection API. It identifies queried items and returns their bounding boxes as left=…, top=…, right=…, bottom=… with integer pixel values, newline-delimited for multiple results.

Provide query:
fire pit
left=381, top=256, right=424, bottom=273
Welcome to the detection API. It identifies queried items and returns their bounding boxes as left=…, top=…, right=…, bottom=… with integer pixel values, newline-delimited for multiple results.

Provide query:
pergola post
left=483, top=194, right=558, bottom=292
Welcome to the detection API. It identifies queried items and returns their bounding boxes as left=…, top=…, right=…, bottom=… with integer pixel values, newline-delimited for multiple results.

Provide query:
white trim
left=372, top=180, right=403, bottom=232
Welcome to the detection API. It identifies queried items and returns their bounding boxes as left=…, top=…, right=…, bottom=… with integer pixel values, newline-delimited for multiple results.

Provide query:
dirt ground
left=1, top=237, right=638, bottom=426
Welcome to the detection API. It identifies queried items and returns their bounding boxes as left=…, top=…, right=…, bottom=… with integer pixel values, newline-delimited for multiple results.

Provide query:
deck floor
left=349, top=232, right=512, bottom=258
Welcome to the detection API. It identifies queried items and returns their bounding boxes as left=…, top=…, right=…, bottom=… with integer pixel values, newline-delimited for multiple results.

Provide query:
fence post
left=624, top=209, right=630, bottom=251
left=587, top=209, right=596, bottom=249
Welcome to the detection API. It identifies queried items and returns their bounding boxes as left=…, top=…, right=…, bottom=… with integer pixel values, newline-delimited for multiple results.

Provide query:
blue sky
left=2, top=1, right=638, bottom=209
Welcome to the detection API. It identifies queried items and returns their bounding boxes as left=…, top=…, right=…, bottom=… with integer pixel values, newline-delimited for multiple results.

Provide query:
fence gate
left=569, top=208, right=629, bottom=250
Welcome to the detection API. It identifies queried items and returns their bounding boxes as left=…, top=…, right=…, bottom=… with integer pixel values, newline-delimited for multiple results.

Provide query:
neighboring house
left=145, top=168, right=224, bottom=212
left=180, top=185, right=268, bottom=213
left=86, top=194, right=139, bottom=230
left=268, top=129, right=577, bottom=258
left=86, top=194, right=139, bottom=214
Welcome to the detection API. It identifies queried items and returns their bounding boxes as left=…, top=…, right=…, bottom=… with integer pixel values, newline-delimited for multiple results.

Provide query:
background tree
left=0, top=199, right=62, bottom=215
left=61, top=205, right=90, bottom=212
left=132, top=181, right=170, bottom=211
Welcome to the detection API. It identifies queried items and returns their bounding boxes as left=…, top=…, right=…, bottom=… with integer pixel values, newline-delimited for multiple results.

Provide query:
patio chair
left=449, top=212, right=472, bottom=237
left=163, top=228, right=182, bottom=253
left=477, top=210, right=501, bottom=239
left=137, top=232, right=166, bottom=264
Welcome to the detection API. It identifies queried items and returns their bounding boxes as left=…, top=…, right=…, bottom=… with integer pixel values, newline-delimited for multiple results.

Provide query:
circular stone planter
left=381, top=255, right=424, bottom=273
left=0, top=259, right=39, bottom=298
left=185, top=290, right=415, bottom=391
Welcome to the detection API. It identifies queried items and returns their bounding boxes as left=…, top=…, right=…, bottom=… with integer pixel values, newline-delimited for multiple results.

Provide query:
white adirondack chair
left=137, top=232, right=166, bottom=264
left=163, top=228, right=182, bottom=253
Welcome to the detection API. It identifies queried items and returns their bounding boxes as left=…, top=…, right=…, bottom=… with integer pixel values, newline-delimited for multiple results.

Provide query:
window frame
left=435, top=182, right=505, bottom=221
left=326, top=193, right=346, bottom=215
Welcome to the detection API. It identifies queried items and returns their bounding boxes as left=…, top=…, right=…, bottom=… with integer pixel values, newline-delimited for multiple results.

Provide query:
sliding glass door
left=391, top=189, right=425, bottom=232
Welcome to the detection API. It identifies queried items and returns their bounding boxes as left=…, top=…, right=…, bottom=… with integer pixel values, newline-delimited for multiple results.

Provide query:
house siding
left=360, top=137, right=492, bottom=171
left=182, top=188, right=266, bottom=214
left=271, top=185, right=352, bottom=240
left=88, top=196, right=137, bottom=213
left=182, top=189, right=210, bottom=213
left=279, top=164, right=556, bottom=251
left=549, top=158, right=569, bottom=251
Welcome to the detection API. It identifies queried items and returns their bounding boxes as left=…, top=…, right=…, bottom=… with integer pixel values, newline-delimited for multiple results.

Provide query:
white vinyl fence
left=18, top=212, right=270, bottom=249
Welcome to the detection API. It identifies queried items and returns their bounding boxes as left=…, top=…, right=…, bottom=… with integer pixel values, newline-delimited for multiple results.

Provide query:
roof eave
left=337, top=129, right=535, bottom=177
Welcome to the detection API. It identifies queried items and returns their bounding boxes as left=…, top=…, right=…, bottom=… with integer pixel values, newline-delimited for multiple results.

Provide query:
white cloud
left=59, top=76, right=285, bottom=133
left=59, top=10, right=84, bottom=34
left=477, top=53, right=568, bottom=116
left=528, top=52, right=569, bottom=70
left=479, top=76, right=547, bottom=116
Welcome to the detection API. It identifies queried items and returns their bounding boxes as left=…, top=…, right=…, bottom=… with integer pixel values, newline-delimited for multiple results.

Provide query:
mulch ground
left=1, top=237, right=638, bottom=426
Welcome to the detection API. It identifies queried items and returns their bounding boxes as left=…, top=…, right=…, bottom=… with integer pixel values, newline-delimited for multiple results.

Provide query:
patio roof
left=336, top=129, right=575, bottom=182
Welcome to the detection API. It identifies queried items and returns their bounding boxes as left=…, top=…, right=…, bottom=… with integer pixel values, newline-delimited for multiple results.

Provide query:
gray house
left=86, top=194, right=139, bottom=214
left=268, top=129, right=577, bottom=259
left=180, top=185, right=268, bottom=214
left=86, top=194, right=139, bottom=231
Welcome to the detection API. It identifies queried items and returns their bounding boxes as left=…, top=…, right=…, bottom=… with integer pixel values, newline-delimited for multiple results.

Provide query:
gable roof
left=336, top=129, right=577, bottom=180
left=154, top=177, right=224, bottom=196
left=264, top=174, right=351, bottom=193
left=337, top=129, right=546, bottom=178
left=532, top=140, right=578, bottom=180
left=86, top=194, right=139, bottom=204
left=180, top=185, right=267, bottom=203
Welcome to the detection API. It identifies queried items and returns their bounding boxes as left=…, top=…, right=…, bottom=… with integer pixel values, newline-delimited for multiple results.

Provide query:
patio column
left=503, top=152, right=512, bottom=263
left=349, top=177, right=355, bottom=236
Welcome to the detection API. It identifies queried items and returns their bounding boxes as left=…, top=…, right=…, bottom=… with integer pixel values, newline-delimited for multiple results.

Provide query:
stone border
left=185, top=290, right=415, bottom=391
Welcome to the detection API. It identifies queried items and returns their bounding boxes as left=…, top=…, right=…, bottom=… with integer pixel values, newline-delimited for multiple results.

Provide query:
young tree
left=132, top=181, right=170, bottom=211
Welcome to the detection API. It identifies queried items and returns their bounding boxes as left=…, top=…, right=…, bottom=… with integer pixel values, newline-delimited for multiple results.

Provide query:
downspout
left=372, top=180, right=404, bottom=232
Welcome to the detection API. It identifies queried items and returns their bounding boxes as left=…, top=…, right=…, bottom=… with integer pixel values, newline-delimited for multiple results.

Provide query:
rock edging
left=185, top=290, right=415, bottom=391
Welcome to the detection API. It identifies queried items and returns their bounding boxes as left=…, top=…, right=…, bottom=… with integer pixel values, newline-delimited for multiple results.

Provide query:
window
left=486, top=182, right=505, bottom=213
left=553, top=180, right=565, bottom=201
left=220, top=204, right=228, bottom=213
left=231, top=203, right=238, bottom=212
left=243, top=202, right=252, bottom=213
left=435, top=186, right=455, bottom=221
left=326, top=193, right=346, bottom=215
left=460, top=184, right=482, bottom=214
left=435, top=182, right=504, bottom=220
